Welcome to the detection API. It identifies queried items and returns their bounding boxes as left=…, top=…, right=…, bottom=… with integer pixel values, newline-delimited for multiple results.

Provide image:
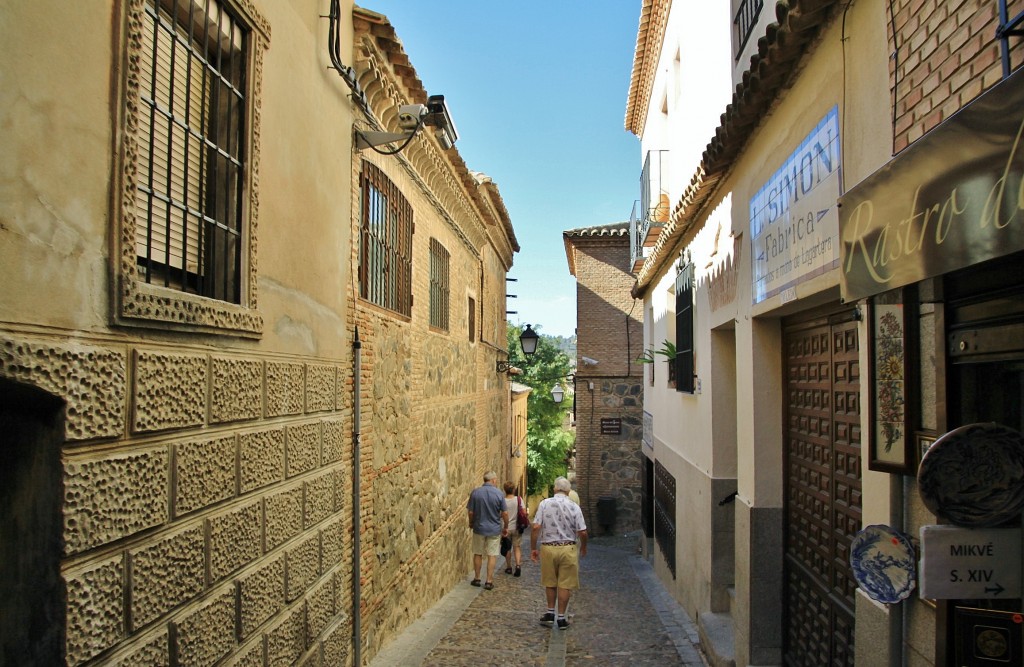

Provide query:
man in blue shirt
left=466, top=471, right=509, bottom=590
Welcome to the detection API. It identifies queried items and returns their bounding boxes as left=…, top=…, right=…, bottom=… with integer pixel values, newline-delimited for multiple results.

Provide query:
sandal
left=483, top=582, right=494, bottom=590
left=470, top=579, right=481, bottom=587
left=505, top=567, right=513, bottom=574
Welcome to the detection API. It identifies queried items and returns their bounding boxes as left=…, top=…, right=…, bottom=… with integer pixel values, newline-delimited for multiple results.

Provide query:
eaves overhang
left=625, top=0, right=671, bottom=137
left=632, top=0, right=843, bottom=299
left=563, top=223, right=629, bottom=277
left=353, top=6, right=520, bottom=267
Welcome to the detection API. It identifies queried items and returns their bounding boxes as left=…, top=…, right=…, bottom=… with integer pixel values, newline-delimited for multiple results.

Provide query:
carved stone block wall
left=0, top=330, right=354, bottom=666
left=238, top=554, right=285, bottom=640
left=64, top=449, right=169, bottom=554
left=240, top=427, right=286, bottom=493
left=127, top=524, right=205, bottom=630
left=64, top=555, right=124, bottom=666
left=174, top=435, right=237, bottom=516
left=132, top=351, right=207, bottom=432
left=266, top=361, right=304, bottom=417
left=0, top=335, right=127, bottom=441
left=211, top=356, right=264, bottom=424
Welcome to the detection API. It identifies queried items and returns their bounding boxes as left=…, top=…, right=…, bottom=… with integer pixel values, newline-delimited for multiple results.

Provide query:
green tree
left=507, top=323, right=575, bottom=497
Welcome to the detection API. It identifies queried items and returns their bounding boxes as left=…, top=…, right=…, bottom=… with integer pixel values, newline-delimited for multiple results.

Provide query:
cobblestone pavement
left=369, top=531, right=708, bottom=666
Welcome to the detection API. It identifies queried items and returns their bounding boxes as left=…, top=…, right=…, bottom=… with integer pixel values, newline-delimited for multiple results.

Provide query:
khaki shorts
left=540, top=544, right=579, bottom=589
left=472, top=533, right=501, bottom=557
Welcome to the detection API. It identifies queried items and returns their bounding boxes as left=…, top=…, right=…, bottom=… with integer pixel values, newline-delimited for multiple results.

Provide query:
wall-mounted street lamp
left=549, top=375, right=579, bottom=403
left=497, top=324, right=540, bottom=373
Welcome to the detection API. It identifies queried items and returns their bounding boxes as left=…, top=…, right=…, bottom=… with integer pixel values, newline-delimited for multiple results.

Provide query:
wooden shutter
left=674, top=263, right=695, bottom=392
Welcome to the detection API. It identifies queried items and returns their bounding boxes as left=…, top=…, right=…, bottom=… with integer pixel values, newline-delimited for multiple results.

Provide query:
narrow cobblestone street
left=369, top=532, right=708, bottom=666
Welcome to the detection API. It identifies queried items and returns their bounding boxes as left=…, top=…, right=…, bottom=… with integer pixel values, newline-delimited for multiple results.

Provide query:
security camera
left=423, top=94, right=459, bottom=149
left=581, top=357, right=599, bottom=366
left=397, top=104, right=428, bottom=130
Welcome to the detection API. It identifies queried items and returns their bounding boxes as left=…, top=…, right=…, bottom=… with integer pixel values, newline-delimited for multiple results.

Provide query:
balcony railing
left=630, top=150, right=670, bottom=273
left=629, top=201, right=644, bottom=272
left=733, top=0, right=763, bottom=59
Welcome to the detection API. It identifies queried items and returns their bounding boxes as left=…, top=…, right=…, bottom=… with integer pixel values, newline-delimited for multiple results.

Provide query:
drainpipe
left=352, top=327, right=362, bottom=666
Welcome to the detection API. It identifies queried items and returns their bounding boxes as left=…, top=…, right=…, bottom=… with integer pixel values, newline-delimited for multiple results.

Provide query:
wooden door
left=782, top=312, right=862, bottom=666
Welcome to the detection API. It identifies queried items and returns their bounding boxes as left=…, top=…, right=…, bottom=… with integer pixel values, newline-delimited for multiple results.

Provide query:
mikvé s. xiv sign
left=839, top=67, right=1024, bottom=302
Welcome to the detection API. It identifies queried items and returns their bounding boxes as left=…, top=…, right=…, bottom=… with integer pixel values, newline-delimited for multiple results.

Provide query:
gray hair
left=553, top=477, right=571, bottom=493
left=484, top=471, right=498, bottom=483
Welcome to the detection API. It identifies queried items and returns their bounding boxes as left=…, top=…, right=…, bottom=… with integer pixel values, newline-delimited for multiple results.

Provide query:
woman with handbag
left=503, top=482, right=526, bottom=576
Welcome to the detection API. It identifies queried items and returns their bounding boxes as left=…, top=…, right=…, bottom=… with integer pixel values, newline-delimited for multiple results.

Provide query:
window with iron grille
left=468, top=296, right=476, bottom=342
left=732, top=0, right=763, bottom=60
left=429, top=238, right=450, bottom=331
left=359, top=161, right=414, bottom=317
left=674, top=260, right=695, bottom=393
left=135, top=0, right=248, bottom=303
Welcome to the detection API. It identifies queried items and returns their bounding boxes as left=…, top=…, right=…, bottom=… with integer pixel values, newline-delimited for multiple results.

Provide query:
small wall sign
left=920, top=525, right=1022, bottom=600
left=600, top=418, right=621, bottom=435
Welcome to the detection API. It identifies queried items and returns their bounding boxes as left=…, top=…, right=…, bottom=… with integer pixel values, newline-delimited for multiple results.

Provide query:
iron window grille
left=654, top=459, right=677, bottom=578
left=135, top=0, right=247, bottom=303
left=429, top=238, right=450, bottom=331
left=733, top=0, right=763, bottom=60
left=359, top=161, right=413, bottom=317
left=674, top=258, right=695, bottom=393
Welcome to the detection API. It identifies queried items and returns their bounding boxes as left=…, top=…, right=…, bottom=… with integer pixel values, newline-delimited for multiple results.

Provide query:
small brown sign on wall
left=601, top=418, right=621, bottom=435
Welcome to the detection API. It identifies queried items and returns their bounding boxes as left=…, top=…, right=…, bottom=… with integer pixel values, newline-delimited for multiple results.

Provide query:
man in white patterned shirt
left=529, top=476, right=587, bottom=629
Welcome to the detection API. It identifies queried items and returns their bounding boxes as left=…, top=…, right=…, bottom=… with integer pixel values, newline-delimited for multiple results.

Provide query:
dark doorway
left=1, top=378, right=66, bottom=665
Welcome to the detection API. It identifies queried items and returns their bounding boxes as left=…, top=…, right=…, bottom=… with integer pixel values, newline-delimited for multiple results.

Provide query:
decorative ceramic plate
left=917, top=423, right=1024, bottom=527
left=850, top=524, right=916, bottom=604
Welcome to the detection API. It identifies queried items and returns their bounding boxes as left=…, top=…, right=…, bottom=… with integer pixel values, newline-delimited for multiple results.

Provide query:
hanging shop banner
left=839, top=66, right=1024, bottom=302
left=750, top=106, right=842, bottom=304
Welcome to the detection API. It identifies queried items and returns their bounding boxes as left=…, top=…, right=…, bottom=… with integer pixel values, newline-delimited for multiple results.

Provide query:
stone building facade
left=507, top=382, right=531, bottom=494
left=626, top=0, right=1024, bottom=666
left=0, top=2, right=517, bottom=665
left=563, top=224, right=644, bottom=535
left=348, top=9, right=519, bottom=659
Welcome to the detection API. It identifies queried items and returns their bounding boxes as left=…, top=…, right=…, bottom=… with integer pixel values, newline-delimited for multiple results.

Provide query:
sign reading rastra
left=839, top=67, right=1024, bottom=302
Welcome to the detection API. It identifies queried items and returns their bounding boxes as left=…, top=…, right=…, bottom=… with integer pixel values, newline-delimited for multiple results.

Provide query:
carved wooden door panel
left=783, top=313, right=862, bottom=667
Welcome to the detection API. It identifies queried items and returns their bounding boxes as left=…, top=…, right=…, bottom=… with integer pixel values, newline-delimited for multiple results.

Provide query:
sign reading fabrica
left=920, top=525, right=1021, bottom=599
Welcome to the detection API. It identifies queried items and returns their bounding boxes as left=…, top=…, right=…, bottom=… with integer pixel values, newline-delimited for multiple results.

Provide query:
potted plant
left=637, top=339, right=677, bottom=386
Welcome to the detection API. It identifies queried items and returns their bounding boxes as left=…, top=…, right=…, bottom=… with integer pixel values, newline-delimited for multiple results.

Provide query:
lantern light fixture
left=496, top=324, right=540, bottom=373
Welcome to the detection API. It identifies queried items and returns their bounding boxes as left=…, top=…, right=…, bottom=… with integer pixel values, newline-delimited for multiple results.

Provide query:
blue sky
left=364, top=1, right=642, bottom=338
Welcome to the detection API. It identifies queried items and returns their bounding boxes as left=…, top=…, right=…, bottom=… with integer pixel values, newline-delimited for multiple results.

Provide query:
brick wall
left=566, top=229, right=645, bottom=534
left=890, top=0, right=1024, bottom=152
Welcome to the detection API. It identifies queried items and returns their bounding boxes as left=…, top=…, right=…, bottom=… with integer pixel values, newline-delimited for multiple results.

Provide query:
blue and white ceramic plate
left=917, top=423, right=1024, bottom=527
left=850, top=524, right=916, bottom=604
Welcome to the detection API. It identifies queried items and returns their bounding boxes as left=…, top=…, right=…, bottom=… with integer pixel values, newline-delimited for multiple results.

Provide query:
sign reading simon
left=839, top=67, right=1024, bottom=301
left=750, top=106, right=842, bottom=304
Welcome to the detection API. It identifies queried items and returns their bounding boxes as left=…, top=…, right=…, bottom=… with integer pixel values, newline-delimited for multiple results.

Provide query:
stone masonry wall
left=0, top=331, right=354, bottom=666
left=574, top=378, right=645, bottom=534
left=349, top=154, right=511, bottom=662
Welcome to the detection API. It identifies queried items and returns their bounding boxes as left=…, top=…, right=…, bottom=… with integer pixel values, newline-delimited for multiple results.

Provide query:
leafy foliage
left=636, top=339, right=677, bottom=363
left=506, top=323, right=575, bottom=497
